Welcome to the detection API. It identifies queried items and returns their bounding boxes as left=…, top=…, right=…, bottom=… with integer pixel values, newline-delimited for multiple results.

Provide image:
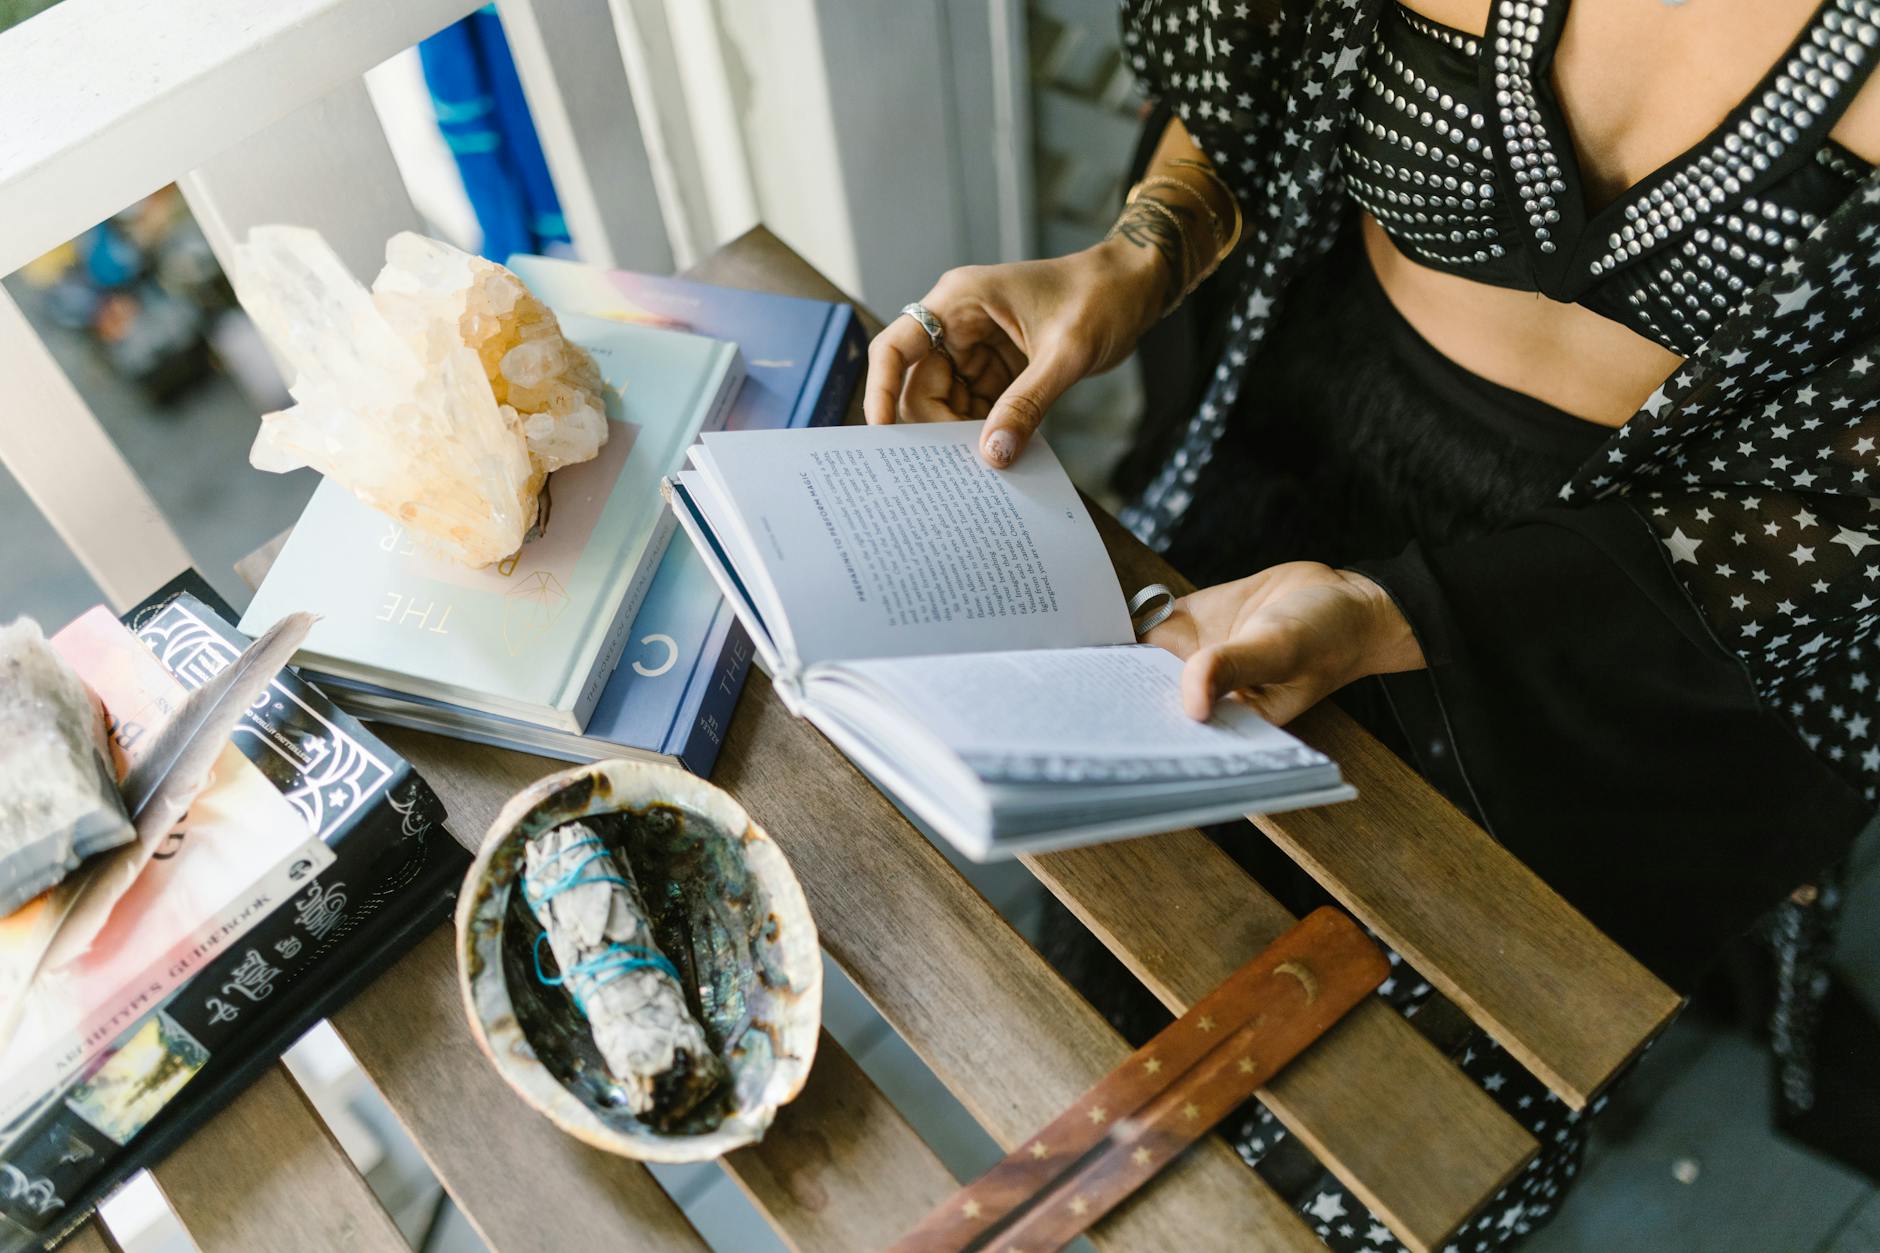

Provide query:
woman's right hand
left=864, top=237, right=1169, bottom=468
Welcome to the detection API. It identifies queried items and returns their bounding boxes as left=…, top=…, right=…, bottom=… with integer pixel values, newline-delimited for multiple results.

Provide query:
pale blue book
left=240, top=315, right=743, bottom=733
left=304, top=268, right=864, bottom=773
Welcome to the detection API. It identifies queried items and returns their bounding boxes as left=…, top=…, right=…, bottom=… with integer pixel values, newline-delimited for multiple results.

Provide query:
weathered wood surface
left=330, top=926, right=708, bottom=1253
left=149, top=1063, right=406, bottom=1253
left=889, top=908, right=1388, bottom=1253
left=704, top=686, right=1324, bottom=1249
left=1026, top=836, right=1535, bottom=1252
left=386, top=714, right=1319, bottom=1250
left=726, top=1031, right=960, bottom=1252
left=1250, top=723, right=1682, bottom=1108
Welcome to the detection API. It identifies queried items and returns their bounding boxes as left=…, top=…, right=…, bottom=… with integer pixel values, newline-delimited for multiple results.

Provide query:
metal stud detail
left=1341, top=0, right=1871, bottom=350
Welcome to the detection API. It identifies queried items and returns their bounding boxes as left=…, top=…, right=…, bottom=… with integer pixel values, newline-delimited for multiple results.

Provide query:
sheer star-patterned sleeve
left=1561, top=187, right=1880, bottom=801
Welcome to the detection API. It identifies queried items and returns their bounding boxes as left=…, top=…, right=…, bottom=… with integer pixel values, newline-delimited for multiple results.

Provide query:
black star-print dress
left=1101, top=0, right=1880, bottom=1247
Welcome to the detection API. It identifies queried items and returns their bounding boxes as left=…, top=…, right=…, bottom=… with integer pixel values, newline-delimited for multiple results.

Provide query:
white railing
left=0, top=0, right=1030, bottom=612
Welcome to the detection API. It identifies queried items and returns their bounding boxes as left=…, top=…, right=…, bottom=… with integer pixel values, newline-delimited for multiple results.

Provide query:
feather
left=39, top=611, right=315, bottom=972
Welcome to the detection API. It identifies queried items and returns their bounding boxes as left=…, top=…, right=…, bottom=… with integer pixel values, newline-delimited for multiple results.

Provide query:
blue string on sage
left=522, top=821, right=726, bottom=1121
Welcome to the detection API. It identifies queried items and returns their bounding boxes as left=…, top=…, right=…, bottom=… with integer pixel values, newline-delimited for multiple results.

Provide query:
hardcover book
left=239, top=315, right=744, bottom=733
left=667, top=423, right=1356, bottom=860
left=0, top=579, right=462, bottom=1248
left=310, top=267, right=866, bottom=773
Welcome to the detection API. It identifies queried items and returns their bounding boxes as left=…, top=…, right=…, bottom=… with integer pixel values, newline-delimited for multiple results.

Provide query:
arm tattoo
left=1106, top=194, right=1196, bottom=299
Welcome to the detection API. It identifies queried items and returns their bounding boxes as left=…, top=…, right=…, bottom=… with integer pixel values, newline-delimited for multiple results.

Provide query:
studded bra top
left=1343, top=0, right=1880, bottom=355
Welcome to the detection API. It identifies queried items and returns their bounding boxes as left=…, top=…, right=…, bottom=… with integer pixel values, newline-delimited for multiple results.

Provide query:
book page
left=832, top=645, right=1332, bottom=783
left=692, top=423, right=1133, bottom=666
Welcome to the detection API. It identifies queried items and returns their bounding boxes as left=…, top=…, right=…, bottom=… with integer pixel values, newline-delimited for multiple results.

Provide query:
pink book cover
left=0, top=609, right=331, bottom=1127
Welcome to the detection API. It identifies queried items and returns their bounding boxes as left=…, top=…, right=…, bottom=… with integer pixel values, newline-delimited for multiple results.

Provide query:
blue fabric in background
left=419, top=7, right=572, bottom=263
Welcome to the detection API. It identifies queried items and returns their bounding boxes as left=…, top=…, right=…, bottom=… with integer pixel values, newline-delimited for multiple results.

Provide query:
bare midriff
left=1358, top=214, right=1681, bottom=426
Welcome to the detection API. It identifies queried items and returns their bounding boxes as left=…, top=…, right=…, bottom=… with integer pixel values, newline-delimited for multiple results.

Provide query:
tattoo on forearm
left=1106, top=195, right=1196, bottom=297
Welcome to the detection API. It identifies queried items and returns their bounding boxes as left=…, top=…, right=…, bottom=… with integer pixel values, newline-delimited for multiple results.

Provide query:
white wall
left=695, top=0, right=1026, bottom=308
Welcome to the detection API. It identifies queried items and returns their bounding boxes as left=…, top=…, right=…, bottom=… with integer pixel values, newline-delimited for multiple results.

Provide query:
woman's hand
left=864, top=238, right=1167, bottom=467
left=1144, top=563, right=1427, bottom=725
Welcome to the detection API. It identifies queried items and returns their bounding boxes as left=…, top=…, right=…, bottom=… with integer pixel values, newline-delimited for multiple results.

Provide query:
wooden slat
left=150, top=1063, right=406, bottom=1253
left=1085, top=502, right=1681, bottom=1109
left=725, top=1031, right=959, bottom=1252
left=1026, top=837, right=1533, bottom=1252
left=330, top=926, right=707, bottom=1253
left=0, top=0, right=480, bottom=277
left=1251, top=712, right=1682, bottom=1108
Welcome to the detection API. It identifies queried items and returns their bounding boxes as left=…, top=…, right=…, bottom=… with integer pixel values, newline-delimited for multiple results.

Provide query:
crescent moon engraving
left=1275, top=960, right=1319, bottom=1004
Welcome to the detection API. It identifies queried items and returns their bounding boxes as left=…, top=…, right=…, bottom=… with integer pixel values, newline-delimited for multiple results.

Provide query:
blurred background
left=1, top=1, right=1876, bottom=1251
left=0, top=0, right=1147, bottom=631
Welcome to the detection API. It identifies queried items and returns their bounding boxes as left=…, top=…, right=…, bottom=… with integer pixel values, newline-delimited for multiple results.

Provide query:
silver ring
left=1129, top=583, right=1176, bottom=637
left=901, top=302, right=946, bottom=348
left=901, top=302, right=968, bottom=384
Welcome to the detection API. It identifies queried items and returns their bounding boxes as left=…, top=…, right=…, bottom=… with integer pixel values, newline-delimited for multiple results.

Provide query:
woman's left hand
left=1143, top=563, right=1426, bottom=725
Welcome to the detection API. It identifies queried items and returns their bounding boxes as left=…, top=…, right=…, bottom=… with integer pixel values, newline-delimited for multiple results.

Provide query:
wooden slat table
left=117, top=229, right=1678, bottom=1253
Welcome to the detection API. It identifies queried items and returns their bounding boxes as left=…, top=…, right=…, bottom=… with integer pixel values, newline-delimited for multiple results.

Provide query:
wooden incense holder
left=890, top=906, right=1389, bottom=1252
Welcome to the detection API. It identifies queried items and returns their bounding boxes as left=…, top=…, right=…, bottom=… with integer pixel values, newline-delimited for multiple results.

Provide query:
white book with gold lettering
left=664, top=422, right=1352, bottom=860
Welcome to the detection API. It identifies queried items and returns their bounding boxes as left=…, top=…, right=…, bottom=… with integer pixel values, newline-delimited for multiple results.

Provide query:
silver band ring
left=1129, top=583, right=1177, bottom=637
left=900, top=302, right=969, bottom=385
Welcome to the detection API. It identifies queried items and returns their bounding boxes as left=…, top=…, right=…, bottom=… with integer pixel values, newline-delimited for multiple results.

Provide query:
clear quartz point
left=235, top=227, right=609, bottom=567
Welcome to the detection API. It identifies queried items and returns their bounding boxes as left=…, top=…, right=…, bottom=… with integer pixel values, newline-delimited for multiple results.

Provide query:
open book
left=665, top=423, right=1353, bottom=858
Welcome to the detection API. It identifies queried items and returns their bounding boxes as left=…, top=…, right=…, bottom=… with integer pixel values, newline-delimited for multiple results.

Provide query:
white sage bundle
left=523, top=821, right=726, bottom=1121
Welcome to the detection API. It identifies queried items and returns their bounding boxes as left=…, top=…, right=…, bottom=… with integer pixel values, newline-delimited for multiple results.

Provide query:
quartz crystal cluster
left=236, top=227, right=608, bottom=567
left=0, top=619, right=132, bottom=919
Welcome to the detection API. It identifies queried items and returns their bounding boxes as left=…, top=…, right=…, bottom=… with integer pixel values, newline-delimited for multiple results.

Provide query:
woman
left=866, top=0, right=1880, bottom=1245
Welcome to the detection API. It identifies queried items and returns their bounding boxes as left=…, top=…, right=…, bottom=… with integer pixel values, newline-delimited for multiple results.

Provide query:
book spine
left=805, top=307, right=865, bottom=430
left=571, top=508, right=678, bottom=726
left=673, top=614, right=755, bottom=776
left=704, top=344, right=746, bottom=435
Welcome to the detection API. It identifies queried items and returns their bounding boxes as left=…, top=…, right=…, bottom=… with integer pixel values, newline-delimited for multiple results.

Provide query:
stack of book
left=0, top=578, right=465, bottom=1247
left=244, top=262, right=864, bottom=774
